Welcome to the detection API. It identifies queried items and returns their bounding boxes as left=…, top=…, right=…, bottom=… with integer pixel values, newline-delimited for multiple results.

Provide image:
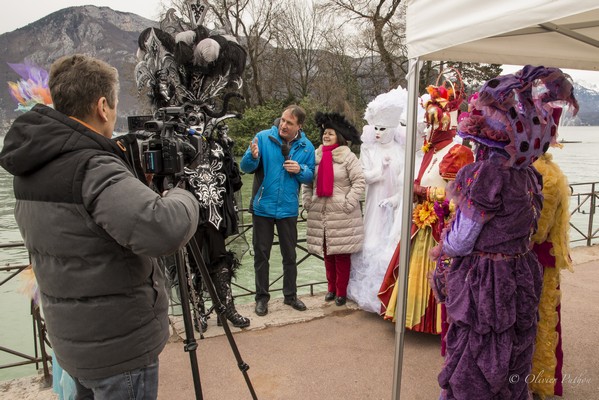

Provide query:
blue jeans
left=74, top=361, right=159, bottom=400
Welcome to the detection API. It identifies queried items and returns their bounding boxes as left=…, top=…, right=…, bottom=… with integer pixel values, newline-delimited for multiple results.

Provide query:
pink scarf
left=316, top=144, right=339, bottom=197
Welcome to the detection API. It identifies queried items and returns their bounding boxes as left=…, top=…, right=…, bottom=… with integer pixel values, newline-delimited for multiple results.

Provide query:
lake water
left=1, top=126, right=598, bottom=381
left=0, top=135, right=326, bottom=381
left=548, top=126, right=599, bottom=245
left=548, top=126, right=599, bottom=184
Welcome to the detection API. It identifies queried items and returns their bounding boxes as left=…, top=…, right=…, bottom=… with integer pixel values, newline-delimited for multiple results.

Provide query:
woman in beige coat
left=302, top=112, right=365, bottom=306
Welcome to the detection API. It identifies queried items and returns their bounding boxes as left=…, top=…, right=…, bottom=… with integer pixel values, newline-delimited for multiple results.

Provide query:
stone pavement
left=158, top=245, right=599, bottom=399
left=3, top=245, right=599, bottom=399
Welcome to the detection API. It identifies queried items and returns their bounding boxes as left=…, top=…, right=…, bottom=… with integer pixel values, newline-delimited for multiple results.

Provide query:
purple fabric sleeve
left=446, top=157, right=505, bottom=224
left=443, top=210, right=484, bottom=257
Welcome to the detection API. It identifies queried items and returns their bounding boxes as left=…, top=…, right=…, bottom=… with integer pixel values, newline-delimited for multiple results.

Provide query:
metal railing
left=224, top=206, right=326, bottom=300
left=0, top=243, right=52, bottom=385
left=2, top=181, right=598, bottom=377
left=0, top=208, right=328, bottom=379
left=167, top=207, right=327, bottom=318
left=569, top=182, right=599, bottom=246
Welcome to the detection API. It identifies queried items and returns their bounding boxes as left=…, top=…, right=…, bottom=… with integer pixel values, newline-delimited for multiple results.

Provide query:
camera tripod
left=173, top=235, right=258, bottom=400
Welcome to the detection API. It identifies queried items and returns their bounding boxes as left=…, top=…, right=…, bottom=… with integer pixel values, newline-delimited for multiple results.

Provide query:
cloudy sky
left=2, top=1, right=598, bottom=86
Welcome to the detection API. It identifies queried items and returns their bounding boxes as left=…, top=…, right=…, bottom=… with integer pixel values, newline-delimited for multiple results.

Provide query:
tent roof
left=406, top=0, right=599, bottom=70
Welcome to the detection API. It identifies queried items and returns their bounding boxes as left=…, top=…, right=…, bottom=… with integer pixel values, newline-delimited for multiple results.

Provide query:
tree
left=226, top=99, right=283, bottom=154
left=313, top=33, right=369, bottom=123
left=444, top=62, right=503, bottom=94
left=208, top=0, right=282, bottom=107
left=318, top=0, right=404, bottom=89
left=418, top=62, right=503, bottom=101
left=270, top=0, right=331, bottom=100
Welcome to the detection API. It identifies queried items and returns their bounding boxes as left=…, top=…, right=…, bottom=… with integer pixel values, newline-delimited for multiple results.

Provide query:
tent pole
left=391, top=57, right=421, bottom=400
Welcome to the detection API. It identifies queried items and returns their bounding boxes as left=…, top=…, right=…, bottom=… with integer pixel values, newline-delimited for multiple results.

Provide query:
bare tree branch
left=317, top=0, right=403, bottom=88
left=208, top=0, right=283, bottom=106
left=271, top=0, right=332, bottom=99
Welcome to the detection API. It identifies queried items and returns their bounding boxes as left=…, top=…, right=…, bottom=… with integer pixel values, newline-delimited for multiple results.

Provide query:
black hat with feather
left=314, top=112, right=361, bottom=145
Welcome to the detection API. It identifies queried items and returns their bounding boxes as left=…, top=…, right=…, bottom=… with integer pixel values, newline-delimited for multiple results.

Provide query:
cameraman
left=0, top=54, right=199, bottom=399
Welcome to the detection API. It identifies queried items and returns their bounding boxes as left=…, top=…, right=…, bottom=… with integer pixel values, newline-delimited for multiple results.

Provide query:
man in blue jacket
left=240, top=105, right=315, bottom=316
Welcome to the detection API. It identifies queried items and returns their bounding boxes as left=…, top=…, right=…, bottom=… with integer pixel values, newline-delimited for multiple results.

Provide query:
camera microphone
left=281, top=142, right=290, bottom=160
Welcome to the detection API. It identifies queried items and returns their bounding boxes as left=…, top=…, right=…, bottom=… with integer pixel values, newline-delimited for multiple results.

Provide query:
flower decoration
left=422, top=68, right=465, bottom=134
left=7, top=61, right=52, bottom=112
left=426, top=84, right=453, bottom=109
left=433, top=199, right=455, bottom=232
left=413, top=201, right=438, bottom=229
left=422, top=140, right=431, bottom=153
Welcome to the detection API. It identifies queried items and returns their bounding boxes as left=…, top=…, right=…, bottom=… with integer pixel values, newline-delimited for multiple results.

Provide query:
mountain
left=569, top=82, right=599, bottom=126
left=0, top=5, right=157, bottom=131
left=1, top=6, right=599, bottom=132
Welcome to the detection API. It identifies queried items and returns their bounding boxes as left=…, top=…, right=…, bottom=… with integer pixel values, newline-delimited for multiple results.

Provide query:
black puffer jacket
left=0, top=104, right=199, bottom=379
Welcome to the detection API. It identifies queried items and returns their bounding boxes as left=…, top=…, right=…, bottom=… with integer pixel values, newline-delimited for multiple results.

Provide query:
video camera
left=128, top=106, right=204, bottom=179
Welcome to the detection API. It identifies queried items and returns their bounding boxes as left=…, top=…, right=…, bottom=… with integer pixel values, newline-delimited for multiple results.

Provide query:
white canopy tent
left=407, top=0, right=599, bottom=69
left=392, top=1, right=599, bottom=398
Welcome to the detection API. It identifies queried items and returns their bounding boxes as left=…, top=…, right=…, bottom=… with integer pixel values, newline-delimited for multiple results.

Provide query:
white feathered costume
left=346, top=86, right=412, bottom=313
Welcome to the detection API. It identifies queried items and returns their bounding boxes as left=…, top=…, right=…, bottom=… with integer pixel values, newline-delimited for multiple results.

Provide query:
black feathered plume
left=314, top=112, right=361, bottom=144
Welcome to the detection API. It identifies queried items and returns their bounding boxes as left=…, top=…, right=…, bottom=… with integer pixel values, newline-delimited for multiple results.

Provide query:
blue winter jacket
left=240, top=125, right=315, bottom=219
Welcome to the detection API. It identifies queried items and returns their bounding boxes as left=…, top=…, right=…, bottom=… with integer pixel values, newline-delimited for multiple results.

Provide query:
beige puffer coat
left=302, top=145, right=365, bottom=256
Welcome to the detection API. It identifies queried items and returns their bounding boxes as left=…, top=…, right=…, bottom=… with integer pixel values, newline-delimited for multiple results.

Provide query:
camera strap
left=113, top=133, right=148, bottom=186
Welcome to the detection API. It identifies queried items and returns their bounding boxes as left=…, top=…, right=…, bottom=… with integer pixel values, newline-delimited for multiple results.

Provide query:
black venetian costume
left=135, top=6, right=249, bottom=329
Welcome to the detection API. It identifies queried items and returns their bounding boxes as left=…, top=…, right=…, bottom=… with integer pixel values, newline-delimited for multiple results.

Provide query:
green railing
left=2, top=182, right=598, bottom=378
left=167, top=207, right=327, bottom=320
left=224, top=206, right=326, bottom=300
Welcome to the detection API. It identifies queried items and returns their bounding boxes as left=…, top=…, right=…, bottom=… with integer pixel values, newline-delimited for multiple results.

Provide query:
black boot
left=212, top=262, right=250, bottom=328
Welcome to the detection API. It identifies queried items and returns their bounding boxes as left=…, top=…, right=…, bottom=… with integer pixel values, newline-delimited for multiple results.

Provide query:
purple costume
left=432, top=65, right=579, bottom=400
left=439, top=152, right=544, bottom=399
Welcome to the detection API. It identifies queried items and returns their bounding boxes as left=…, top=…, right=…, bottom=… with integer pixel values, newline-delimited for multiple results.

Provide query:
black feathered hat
left=314, top=112, right=361, bottom=144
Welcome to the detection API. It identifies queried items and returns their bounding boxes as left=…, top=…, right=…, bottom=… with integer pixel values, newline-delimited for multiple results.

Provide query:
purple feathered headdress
left=7, top=61, right=52, bottom=112
left=458, top=65, right=579, bottom=168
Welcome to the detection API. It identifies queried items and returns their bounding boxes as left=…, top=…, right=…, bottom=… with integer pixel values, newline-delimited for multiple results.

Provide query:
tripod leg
left=187, top=236, right=258, bottom=400
left=174, top=249, right=204, bottom=400
left=212, top=261, right=250, bottom=328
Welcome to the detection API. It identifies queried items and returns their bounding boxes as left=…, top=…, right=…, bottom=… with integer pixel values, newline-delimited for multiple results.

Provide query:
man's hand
left=283, top=160, right=301, bottom=174
left=145, top=173, right=154, bottom=186
left=250, top=138, right=259, bottom=159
